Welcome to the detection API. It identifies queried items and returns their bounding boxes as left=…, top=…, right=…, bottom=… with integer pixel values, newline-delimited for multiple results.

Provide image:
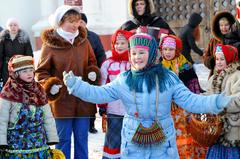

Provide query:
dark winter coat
left=179, top=13, right=203, bottom=64
left=87, top=30, right=106, bottom=67
left=0, top=29, right=33, bottom=84
left=35, top=26, right=99, bottom=118
left=120, top=0, right=174, bottom=35
left=203, top=11, right=240, bottom=77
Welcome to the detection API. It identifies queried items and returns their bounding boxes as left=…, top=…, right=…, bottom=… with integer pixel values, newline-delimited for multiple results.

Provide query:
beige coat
left=207, top=62, right=240, bottom=147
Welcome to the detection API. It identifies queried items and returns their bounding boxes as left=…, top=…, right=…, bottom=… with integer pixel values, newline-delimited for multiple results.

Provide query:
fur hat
left=212, top=11, right=236, bottom=41
left=188, top=12, right=202, bottom=28
left=48, top=5, right=81, bottom=28
left=128, top=0, right=155, bottom=17
left=8, top=55, right=34, bottom=73
left=80, top=13, right=88, bottom=24
left=214, top=44, right=238, bottom=64
left=129, top=33, right=157, bottom=66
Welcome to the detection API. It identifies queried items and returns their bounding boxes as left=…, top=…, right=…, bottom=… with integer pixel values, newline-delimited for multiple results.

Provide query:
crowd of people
left=0, top=0, right=240, bottom=159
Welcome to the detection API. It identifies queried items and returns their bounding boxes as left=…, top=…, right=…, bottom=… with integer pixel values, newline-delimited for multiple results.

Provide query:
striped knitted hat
left=129, top=33, right=157, bottom=66
left=8, top=55, right=34, bottom=73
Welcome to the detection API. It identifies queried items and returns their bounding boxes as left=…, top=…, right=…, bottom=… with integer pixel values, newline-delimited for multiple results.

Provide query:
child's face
left=130, top=47, right=149, bottom=70
left=162, top=47, right=176, bottom=60
left=18, top=68, right=34, bottom=82
left=60, top=15, right=81, bottom=33
left=135, top=0, right=146, bottom=16
left=114, top=38, right=128, bottom=54
left=219, top=19, right=231, bottom=35
left=215, top=53, right=227, bottom=71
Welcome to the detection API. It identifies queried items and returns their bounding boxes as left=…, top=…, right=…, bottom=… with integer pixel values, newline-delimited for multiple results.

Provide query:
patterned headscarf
left=0, top=55, right=47, bottom=106
left=129, top=33, right=158, bottom=68
left=160, top=35, right=183, bottom=59
left=214, top=44, right=238, bottom=64
left=125, top=33, right=179, bottom=93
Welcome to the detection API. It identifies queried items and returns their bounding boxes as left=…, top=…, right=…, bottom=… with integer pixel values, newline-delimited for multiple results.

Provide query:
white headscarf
left=48, top=5, right=81, bottom=28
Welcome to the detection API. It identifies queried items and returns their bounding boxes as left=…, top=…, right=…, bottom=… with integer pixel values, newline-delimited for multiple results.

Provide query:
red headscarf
left=0, top=55, right=48, bottom=106
left=214, top=44, right=239, bottom=64
left=109, top=29, right=133, bottom=61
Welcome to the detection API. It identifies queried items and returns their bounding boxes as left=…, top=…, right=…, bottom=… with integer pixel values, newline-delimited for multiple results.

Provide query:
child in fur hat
left=0, top=55, right=59, bottom=158
left=160, top=35, right=207, bottom=159
left=63, top=33, right=233, bottom=159
left=204, top=11, right=240, bottom=78
left=98, top=29, right=132, bottom=159
left=206, top=44, right=240, bottom=159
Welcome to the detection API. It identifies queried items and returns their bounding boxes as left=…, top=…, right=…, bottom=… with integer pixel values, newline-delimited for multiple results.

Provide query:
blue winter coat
left=67, top=71, right=227, bottom=159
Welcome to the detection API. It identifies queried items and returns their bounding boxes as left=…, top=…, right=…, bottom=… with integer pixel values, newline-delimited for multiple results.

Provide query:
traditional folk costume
left=160, top=35, right=207, bottom=159
left=0, top=55, right=59, bottom=158
left=206, top=44, right=240, bottom=159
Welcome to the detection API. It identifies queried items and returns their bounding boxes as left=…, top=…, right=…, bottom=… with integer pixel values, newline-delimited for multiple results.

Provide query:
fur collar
left=211, top=62, right=240, bottom=93
left=41, top=26, right=87, bottom=49
left=212, top=11, right=236, bottom=41
left=0, top=29, right=30, bottom=43
left=128, top=0, right=155, bottom=17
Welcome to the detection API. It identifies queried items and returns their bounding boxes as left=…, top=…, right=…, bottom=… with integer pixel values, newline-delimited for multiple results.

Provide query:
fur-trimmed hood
left=212, top=11, right=236, bottom=41
left=41, top=26, right=87, bottom=49
left=0, top=29, right=30, bottom=43
left=128, top=0, right=155, bottom=17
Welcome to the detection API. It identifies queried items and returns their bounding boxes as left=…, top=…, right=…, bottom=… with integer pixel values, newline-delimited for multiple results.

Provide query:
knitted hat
left=48, top=5, right=81, bottom=28
left=129, top=33, right=157, bottom=66
left=188, top=12, right=202, bottom=27
left=214, top=44, right=238, bottom=64
left=160, top=35, right=182, bottom=58
left=80, top=13, right=88, bottom=24
left=8, top=55, right=34, bottom=73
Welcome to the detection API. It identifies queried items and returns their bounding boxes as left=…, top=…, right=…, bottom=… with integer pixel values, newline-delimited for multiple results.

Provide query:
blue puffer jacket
left=67, top=72, right=228, bottom=159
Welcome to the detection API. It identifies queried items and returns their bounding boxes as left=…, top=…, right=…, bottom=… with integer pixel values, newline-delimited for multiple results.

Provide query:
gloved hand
left=50, top=84, right=62, bottom=95
left=99, top=107, right=107, bottom=116
left=63, top=71, right=79, bottom=88
left=216, top=92, right=234, bottom=109
left=88, top=71, right=97, bottom=82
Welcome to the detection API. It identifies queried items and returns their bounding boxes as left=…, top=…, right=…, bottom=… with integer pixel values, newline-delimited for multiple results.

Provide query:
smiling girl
left=63, top=33, right=233, bottom=159
left=206, top=44, right=240, bottom=159
left=99, top=29, right=132, bottom=159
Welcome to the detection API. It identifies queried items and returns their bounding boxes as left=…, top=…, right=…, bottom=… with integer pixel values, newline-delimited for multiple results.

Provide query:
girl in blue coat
left=63, top=33, right=232, bottom=159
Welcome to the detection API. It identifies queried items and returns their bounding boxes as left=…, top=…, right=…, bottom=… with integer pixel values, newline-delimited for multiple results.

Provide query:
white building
left=0, top=0, right=130, bottom=51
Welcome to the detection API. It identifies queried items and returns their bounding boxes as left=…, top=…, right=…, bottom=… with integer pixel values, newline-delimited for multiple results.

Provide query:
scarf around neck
left=124, top=64, right=180, bottom=93
left=0, top=76, right=48, bottom=107
left=57, top=27, right=79, bottom=44
left=109, top=49, right=129, bottom=62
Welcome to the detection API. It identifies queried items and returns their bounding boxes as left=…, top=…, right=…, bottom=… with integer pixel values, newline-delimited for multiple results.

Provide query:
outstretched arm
left=172, top=82, right=232, bottom=114
left=63, top=71, right=121, bottom=104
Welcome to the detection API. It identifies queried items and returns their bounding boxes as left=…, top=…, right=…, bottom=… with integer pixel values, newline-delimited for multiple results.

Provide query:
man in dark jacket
left=120, top=0, right=175, bottom=36
left=80, top=13, right=106, bottom=134
left=179, top=13, right=203, bottom=64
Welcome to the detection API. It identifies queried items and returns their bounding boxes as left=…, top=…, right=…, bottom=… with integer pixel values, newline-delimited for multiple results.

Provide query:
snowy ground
left=34, top=51, right=210, bottom=159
